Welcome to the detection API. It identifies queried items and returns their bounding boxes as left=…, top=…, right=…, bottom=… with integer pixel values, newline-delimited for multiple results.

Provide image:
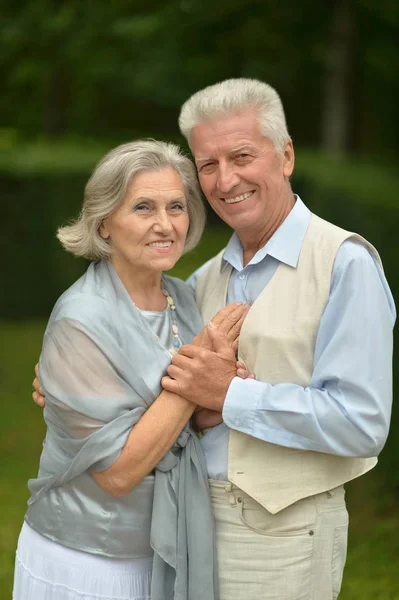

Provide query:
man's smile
left=222, top=190, right=255, bottom=204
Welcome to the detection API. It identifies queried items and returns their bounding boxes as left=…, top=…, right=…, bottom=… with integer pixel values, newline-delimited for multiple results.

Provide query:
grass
left=1, top=235, right=398, bottom=598
left=0, top=321, right=46, bottom=600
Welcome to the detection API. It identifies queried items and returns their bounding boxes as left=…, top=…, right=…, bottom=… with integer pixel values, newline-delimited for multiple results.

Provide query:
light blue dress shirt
left=187, top=198, right=396, bottom=480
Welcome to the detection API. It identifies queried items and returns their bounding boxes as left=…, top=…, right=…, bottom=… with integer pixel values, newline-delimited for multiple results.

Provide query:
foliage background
left=1, top=0, right=398, bottom=598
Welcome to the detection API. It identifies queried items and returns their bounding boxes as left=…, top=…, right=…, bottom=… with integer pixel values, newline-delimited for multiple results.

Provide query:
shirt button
left=239, top=274, right=245, bottom=280
left=234, top=418, right=240, bottom=426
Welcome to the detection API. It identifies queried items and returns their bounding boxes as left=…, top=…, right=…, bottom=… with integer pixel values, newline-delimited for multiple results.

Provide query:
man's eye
left=200, top=163, right=215, bottom=172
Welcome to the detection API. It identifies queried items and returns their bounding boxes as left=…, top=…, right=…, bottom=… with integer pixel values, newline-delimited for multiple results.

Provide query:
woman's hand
left=192, top=302, right=249, bottom=353
left=236, top=360, right=256, bottom=381
left=192, top=408, right=223, bottom=431
left=32, top=363, right=45, bottom=407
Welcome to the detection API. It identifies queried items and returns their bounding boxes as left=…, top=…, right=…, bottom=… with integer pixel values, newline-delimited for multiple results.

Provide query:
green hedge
left=2, top=143, right=397, bottom=319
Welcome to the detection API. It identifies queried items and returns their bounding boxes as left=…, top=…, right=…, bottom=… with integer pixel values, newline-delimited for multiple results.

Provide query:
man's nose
left=216, top=163, right=240, bottom=194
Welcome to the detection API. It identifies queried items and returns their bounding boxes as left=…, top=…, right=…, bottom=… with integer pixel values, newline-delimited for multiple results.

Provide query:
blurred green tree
left=0, top=0, right=397, bottom=155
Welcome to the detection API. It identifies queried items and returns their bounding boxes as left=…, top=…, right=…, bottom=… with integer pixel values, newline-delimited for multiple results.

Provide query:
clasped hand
left=161, top=303, right=254, bottom=430
left=32, top=303, right=255, bottom=433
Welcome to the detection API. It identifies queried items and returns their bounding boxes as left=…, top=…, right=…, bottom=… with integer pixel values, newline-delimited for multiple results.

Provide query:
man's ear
left=282, top=140, right=295, bottom=178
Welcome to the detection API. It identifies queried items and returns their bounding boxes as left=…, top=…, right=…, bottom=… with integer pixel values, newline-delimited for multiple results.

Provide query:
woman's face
left=100, top=167, right=190, bottom=276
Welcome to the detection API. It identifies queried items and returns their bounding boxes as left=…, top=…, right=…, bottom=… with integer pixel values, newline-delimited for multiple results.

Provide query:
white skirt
left=13, top=522, right=153, bottom=600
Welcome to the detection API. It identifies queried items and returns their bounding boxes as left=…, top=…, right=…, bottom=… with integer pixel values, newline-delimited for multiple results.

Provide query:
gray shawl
left=27, top=260, right=219, bottom=600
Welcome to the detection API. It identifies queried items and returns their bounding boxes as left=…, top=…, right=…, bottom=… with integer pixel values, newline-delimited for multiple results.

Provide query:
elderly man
left=161, top=78, right=395, bottom=599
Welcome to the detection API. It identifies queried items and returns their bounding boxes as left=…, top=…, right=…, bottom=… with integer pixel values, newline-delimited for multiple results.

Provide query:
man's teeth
left=224, top=191, right=253, bottom=204
left=148, top=241, right=172, bottom=248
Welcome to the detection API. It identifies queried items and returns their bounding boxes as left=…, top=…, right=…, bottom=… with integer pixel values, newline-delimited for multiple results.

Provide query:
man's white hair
left=178, top=78, right=291, bottom=154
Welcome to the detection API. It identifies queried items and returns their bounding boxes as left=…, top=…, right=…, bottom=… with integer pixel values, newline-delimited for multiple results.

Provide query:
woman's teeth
left=148, top=241, right=172, bottom=248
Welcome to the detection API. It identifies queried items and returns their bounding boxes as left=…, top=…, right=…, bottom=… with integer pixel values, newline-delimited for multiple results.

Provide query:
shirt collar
left=222, top=196, right=311, bottom=271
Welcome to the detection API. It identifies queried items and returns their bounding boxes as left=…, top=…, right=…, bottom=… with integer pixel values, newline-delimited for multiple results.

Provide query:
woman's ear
left=99, top=221, right=110, bottom=240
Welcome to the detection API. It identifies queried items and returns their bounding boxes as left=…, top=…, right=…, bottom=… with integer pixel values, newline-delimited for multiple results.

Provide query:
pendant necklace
left=161, top=283, right=183, bottom=355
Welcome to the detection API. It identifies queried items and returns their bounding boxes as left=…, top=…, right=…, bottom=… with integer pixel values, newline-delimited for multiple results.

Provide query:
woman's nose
left=153, top=211, right=173, bottom=232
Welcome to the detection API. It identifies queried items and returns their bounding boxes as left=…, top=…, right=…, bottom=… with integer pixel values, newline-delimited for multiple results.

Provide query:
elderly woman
left=13, top=140, right=248, bottom=600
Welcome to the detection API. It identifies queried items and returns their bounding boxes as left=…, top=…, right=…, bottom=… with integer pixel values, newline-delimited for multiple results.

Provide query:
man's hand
left=32, top=363, right=45, bottom=407
left=162, top=324, right=238, bottom=411
left=191, top=360, right=254, bottom=431
left=192, top=302, right=249, bottom=353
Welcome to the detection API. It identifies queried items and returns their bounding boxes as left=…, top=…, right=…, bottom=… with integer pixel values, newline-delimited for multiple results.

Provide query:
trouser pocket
left=232, top=495, right=316, bottom=600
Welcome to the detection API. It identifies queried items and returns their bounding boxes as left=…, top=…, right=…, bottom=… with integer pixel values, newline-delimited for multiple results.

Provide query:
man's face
left=191, top=108, right=294, bottom=235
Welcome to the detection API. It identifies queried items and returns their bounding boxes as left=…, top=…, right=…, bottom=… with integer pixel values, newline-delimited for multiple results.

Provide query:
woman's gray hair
left=57, top=139, right=206, bottom=260
left=179, top=78, right=291, bottom=154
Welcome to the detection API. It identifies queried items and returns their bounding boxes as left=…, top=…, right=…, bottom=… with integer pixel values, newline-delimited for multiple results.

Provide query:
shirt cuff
left=222, top=376, right=264, bottom=432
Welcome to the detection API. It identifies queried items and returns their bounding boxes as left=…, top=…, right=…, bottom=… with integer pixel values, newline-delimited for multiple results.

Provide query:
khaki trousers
left=209, top=480, right=349, bottom=600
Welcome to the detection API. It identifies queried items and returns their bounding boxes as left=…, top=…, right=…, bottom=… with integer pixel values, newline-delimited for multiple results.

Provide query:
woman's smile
left=100, top=167, right=189, bottom=277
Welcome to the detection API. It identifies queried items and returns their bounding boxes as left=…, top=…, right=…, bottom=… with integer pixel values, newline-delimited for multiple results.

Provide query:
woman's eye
left=134, top=204, right=150, bottom=212
left=170, top=203, right=187, bottom=212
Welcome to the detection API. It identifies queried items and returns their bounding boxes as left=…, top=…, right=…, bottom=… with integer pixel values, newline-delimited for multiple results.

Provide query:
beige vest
left=196, top=214, right=381, bottom=513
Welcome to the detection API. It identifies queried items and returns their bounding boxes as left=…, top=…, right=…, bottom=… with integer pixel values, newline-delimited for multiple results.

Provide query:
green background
left=1, top=1, right=398, bottom=598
